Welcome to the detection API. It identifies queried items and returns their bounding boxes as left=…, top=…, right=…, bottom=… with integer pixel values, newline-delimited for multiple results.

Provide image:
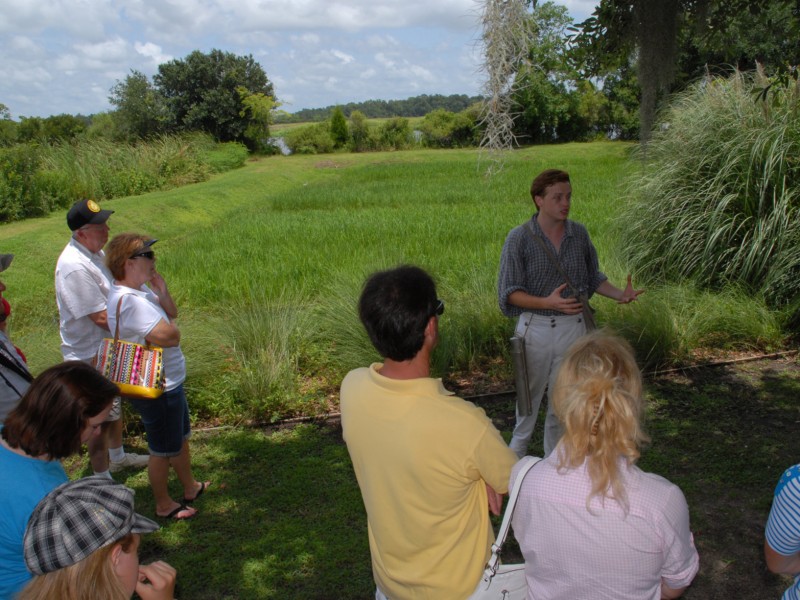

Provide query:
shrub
left=418, top=109, right=477, bottom=148
left=330, top=107, right=349, bottom=148
left=0, top=144, right=55, bottom=221
left=377, top=117, right=413, bottom=150
left=0, top=133, right=246, bottom=222
left=348, top=111, right=371, bottom=152
left=283, top=122, right=335, bottom=154
left=620, top=68, right=800, bottom=325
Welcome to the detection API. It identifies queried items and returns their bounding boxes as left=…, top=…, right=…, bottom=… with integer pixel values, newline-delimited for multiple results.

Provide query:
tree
left=348, top=110, right=370, bottom=152
left=0, top=103, right=16, bottom=147
left=42, top=114, right=86, bottom=142
left=85, top=112, right=117, bottom=139
left=571, top=0, right=800, bottom=141
left=237, top=86, right=279, bottom=152
left=330, top=107, right=348, bottom=148
left=510, top=2, right=580, bottom=143
left=16, top=117, right=44, bottom=143
left=154, top=49, right=275, bottom=144
left=16, top=114, right=85, bottom=143
left=109, top=70, right=167, bottom=140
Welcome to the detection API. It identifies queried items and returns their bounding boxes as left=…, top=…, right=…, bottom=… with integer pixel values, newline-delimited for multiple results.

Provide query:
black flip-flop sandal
left=158, top=504, right=196, bottom=520
left=184, top=481, right=210, bottom=504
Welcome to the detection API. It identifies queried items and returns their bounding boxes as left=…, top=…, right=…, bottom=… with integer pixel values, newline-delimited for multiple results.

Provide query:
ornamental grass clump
left=621, top=68, right=800, bottom=326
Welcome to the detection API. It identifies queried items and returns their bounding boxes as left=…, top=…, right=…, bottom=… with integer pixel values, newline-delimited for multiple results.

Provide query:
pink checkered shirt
left=510, top=451, right=699, bottom=600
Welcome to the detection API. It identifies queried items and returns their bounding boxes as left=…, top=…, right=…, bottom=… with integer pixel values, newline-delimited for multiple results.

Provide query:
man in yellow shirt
left=341, top=265, right=518, bottom=599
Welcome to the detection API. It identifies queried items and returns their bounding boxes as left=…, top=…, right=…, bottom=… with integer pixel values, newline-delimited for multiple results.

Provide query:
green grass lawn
left=61, top=355, right=799, bottom=600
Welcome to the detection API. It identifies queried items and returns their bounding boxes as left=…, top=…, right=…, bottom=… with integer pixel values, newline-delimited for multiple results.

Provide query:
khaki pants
left=508, top=312, right=587, bottom=458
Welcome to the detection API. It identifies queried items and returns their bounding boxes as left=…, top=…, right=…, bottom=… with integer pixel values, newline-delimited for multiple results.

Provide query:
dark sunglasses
left=130, top=251, right=155, bottom=260
left=431, top=299, right=445, bottom=317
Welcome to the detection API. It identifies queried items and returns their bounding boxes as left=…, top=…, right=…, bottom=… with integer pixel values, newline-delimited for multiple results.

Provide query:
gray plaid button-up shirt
left=497, top=216, right=607, bottom=317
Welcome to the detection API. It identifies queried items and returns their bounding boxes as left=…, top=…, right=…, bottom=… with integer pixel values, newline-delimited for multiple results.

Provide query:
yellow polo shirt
left=341, top=364, right=517, bottom=599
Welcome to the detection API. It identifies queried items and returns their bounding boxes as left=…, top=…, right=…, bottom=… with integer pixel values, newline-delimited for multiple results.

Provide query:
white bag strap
left=483, top=455, right=541, bottom=578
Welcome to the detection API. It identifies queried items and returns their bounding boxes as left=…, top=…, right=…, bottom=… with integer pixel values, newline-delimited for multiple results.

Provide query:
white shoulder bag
left=467, top=455, right=541, bottom=600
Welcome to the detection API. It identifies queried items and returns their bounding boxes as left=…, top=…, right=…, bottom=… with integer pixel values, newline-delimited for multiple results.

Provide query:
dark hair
left=530, top=169, right=570, bottom=209
left=105, top=233, right=150, bottom=281
left=2, top=362, right=118, bottom=459
left=358, top=266, right=438, bottom=361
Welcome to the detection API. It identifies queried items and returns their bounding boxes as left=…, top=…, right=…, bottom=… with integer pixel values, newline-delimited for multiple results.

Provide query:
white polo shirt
left=55, top=238, right=112, bottom=362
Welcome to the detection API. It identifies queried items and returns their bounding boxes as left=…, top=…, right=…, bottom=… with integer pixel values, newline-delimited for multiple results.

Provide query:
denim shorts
left=129, top=383, right=191, bottom=457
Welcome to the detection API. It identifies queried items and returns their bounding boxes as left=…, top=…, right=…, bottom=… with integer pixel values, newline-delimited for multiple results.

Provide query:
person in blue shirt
left=0, top=362, right=117, bottom=599
left=765, top=463, right=800, bottom=600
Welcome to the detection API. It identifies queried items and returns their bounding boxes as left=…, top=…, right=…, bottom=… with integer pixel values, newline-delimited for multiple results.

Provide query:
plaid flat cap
left=24, top=475, right=159, bottom=575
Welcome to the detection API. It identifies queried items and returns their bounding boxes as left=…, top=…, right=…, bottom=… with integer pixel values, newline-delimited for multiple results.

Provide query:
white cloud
left=366, top=34, right=399, bottom=49
left=134, top=41, right=171, bottom=65
left=227, top=0, right=478, bottom=31
left=375, top=52, right=395, bottom=69
left=291, top=33, right=321, bottom=45
left=75, top=37, right=130, bottom=63
left=9, top=36, right=45, bottom=57
left=4, top=0, right=588, bottom=116
left=331, top=49, right=355, bottom=64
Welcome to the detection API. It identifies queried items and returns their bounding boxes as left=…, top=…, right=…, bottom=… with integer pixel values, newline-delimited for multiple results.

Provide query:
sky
left=0, top=0, right=597, bottom=119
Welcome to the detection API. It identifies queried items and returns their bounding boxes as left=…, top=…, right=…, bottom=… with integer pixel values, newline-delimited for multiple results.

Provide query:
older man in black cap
left=0, top=253, right=32, bottom=423
left=55, top=199, right=148, bottom=478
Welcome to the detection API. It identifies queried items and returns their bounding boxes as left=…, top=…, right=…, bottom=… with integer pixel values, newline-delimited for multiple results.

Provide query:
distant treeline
left=278, top=94, right=483, bottom=123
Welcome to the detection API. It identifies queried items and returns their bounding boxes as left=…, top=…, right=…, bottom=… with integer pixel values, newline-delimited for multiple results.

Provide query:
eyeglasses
left=432, top=299, right=445, bottom=317
left=130, top=251, right=155, bottom=260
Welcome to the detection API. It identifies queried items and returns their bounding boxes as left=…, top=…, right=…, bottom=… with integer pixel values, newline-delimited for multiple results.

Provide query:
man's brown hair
left=530, top=169, right=570, bottom=209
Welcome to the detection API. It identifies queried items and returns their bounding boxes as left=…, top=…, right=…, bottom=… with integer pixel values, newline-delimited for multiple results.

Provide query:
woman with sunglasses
left=105, top=233, right=210, bottom=521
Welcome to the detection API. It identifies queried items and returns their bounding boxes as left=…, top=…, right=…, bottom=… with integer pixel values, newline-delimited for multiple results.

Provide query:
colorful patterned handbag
left=96, top=295, right=165, bottom=399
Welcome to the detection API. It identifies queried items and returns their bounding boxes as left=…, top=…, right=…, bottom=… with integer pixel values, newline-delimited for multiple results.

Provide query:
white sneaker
left=109, top=452, right=150, bottom=472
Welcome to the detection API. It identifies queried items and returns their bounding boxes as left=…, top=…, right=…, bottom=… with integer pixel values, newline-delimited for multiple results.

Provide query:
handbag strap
left=107, top=292, right=144, bottom=371
left=112, top=295, right=126, bottom=346
left=525, top=222, right=580, bottom=298
left=0, top=340, right=33, bottom=383
left=484, top=455, right=542, bottom=575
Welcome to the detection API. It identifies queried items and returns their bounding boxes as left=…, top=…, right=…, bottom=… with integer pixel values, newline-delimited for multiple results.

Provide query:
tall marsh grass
left=1, top=143, right=788, bottom=423
left=0, top=133, right=248, bottom=222
left=40, top=133, right=248, bottom=200
left=621, top=69, right=800, bottom=325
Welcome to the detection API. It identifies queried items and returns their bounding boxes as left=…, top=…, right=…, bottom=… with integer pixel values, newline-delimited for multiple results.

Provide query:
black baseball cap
left=67, top=199, right=114, bottom=231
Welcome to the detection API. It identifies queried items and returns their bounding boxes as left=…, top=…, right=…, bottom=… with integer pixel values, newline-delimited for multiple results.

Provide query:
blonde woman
left=510, top=331, right=699, bottom=600
left=19, top=476, right=175, bottom=600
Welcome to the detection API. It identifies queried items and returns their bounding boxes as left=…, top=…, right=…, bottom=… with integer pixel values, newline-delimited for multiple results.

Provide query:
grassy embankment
left=0, top=141, right=783, bottom=424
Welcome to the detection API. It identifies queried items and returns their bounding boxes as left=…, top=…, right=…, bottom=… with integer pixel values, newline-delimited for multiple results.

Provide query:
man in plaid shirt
left=498, top=169, right=643, bottom=457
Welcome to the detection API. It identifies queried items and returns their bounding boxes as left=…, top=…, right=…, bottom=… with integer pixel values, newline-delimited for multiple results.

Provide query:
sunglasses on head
left=130, top=250, right=155, bottom=260
left=431, top=299, right=445, bottom=317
